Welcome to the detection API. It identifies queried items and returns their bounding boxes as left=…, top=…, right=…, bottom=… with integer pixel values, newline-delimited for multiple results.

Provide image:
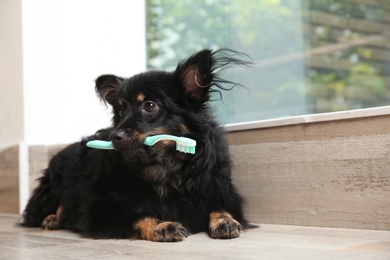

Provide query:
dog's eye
left=142, top=101, right=158, bottom=113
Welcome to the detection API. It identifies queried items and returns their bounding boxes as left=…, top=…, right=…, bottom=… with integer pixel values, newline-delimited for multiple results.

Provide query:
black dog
left=21, top=49, right=251, bottom=242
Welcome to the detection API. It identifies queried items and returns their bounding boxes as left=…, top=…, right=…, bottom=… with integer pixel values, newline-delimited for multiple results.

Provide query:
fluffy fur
left=21, top=49, right=252, bottom=242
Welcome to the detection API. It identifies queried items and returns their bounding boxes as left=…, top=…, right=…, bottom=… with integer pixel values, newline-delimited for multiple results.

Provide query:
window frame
left=225, top=105, right=390, bottom=132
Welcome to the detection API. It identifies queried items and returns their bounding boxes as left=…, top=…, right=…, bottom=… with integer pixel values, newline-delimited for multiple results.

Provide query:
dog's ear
left=95, top=74, right=124, bottom=106
left=175, top=49, right=213, bottom=102
left=175, top=49, right=252, bottom=103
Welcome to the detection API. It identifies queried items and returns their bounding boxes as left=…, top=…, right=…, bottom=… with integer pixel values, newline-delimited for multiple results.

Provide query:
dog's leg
left=209, top=211, right=243, bottom=239
left=133, top=217, right=188, bottom=242
left=42, top=206, right=63, bottom=230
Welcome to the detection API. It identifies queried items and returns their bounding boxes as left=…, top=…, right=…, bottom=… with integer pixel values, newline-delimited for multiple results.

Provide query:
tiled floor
left=1, top=214, right=389, bottom=259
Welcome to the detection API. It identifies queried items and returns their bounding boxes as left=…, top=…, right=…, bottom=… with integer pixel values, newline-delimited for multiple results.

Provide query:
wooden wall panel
left=0, top=146, right=19, bottom=213
left=229, top=115, right=390, bottom=230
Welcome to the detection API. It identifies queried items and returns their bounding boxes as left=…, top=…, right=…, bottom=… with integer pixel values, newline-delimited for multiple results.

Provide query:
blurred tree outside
left=146, top=0, right=390, bottom=124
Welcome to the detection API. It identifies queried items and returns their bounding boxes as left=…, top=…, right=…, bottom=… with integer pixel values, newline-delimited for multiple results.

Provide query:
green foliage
left=146, top=0, right=390, bottom=122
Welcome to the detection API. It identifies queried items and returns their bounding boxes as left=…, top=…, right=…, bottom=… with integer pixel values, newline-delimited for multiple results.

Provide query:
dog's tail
left=20, top=171, right=59, bottom=227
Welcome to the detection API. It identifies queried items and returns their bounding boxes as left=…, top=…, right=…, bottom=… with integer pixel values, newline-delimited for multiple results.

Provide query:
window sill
left=225, top=105, right=390, bottom=132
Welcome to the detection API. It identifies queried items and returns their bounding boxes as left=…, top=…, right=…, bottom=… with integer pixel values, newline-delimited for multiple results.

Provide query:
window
left=146, top=0, right=390, bottom=125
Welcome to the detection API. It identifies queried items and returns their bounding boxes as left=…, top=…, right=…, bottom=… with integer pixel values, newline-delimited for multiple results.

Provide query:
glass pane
left=146, top=0, right=390, bottom=124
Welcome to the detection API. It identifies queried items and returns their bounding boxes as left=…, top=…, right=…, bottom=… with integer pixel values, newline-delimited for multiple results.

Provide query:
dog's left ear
left=175, top=49, right=252, bottom=103
left=175, top=49, right=213, bottom=101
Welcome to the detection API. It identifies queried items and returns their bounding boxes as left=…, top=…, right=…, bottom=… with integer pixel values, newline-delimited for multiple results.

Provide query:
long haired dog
left=21, top=49, right=252, bottom=242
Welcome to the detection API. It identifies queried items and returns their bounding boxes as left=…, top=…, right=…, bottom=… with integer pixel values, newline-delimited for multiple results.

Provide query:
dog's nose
left=109, top=130, right=127, bottom=143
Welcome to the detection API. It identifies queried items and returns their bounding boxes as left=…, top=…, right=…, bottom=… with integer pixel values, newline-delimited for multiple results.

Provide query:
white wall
left=0, top=0, right=24, bottom=149
left=0, top=0, right=146, bottom=214
left=22, top=0, right=146, bottom=145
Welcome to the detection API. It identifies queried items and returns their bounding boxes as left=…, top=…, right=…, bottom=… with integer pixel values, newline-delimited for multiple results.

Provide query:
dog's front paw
left=209, top=212, right=243, bottom=239
left=134, top=217, right=188, bottom=242
left=153, top=221, right=189, bottom=242
left=42, top=214, right=61, bottom=230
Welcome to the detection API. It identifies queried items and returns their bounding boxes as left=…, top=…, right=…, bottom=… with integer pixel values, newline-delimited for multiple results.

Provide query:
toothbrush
left=144, top=135, right=196, bottom=154
left=86, top=134, right=197, bottom=154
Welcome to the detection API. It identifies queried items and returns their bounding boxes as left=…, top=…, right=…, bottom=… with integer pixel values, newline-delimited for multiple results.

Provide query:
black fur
left=21, top=49, right=252, bottom=241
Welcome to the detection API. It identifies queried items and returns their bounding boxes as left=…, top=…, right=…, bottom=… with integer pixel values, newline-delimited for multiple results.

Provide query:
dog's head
left=95, top=49, right=251, bottom=164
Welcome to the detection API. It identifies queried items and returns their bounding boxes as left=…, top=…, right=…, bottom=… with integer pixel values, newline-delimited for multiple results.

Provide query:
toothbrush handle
left=86, top=140, right=113, bottom=150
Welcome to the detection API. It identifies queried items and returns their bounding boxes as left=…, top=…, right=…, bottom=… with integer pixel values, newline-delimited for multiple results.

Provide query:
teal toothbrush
left=87, top=134, right=197, bottom=154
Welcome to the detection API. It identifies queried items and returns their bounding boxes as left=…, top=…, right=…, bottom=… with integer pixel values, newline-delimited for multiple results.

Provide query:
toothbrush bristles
left=176, top=144, right=196, bottom=154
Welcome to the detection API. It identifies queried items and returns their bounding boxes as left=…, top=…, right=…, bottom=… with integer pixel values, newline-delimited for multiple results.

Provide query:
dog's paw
left=153, top=221, right=189, bottom=242
left=209, top=212, right=243, bottom=239
left=42, top=214, right=61, bottom=230
left=134, top=217, right=188, bottom=242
